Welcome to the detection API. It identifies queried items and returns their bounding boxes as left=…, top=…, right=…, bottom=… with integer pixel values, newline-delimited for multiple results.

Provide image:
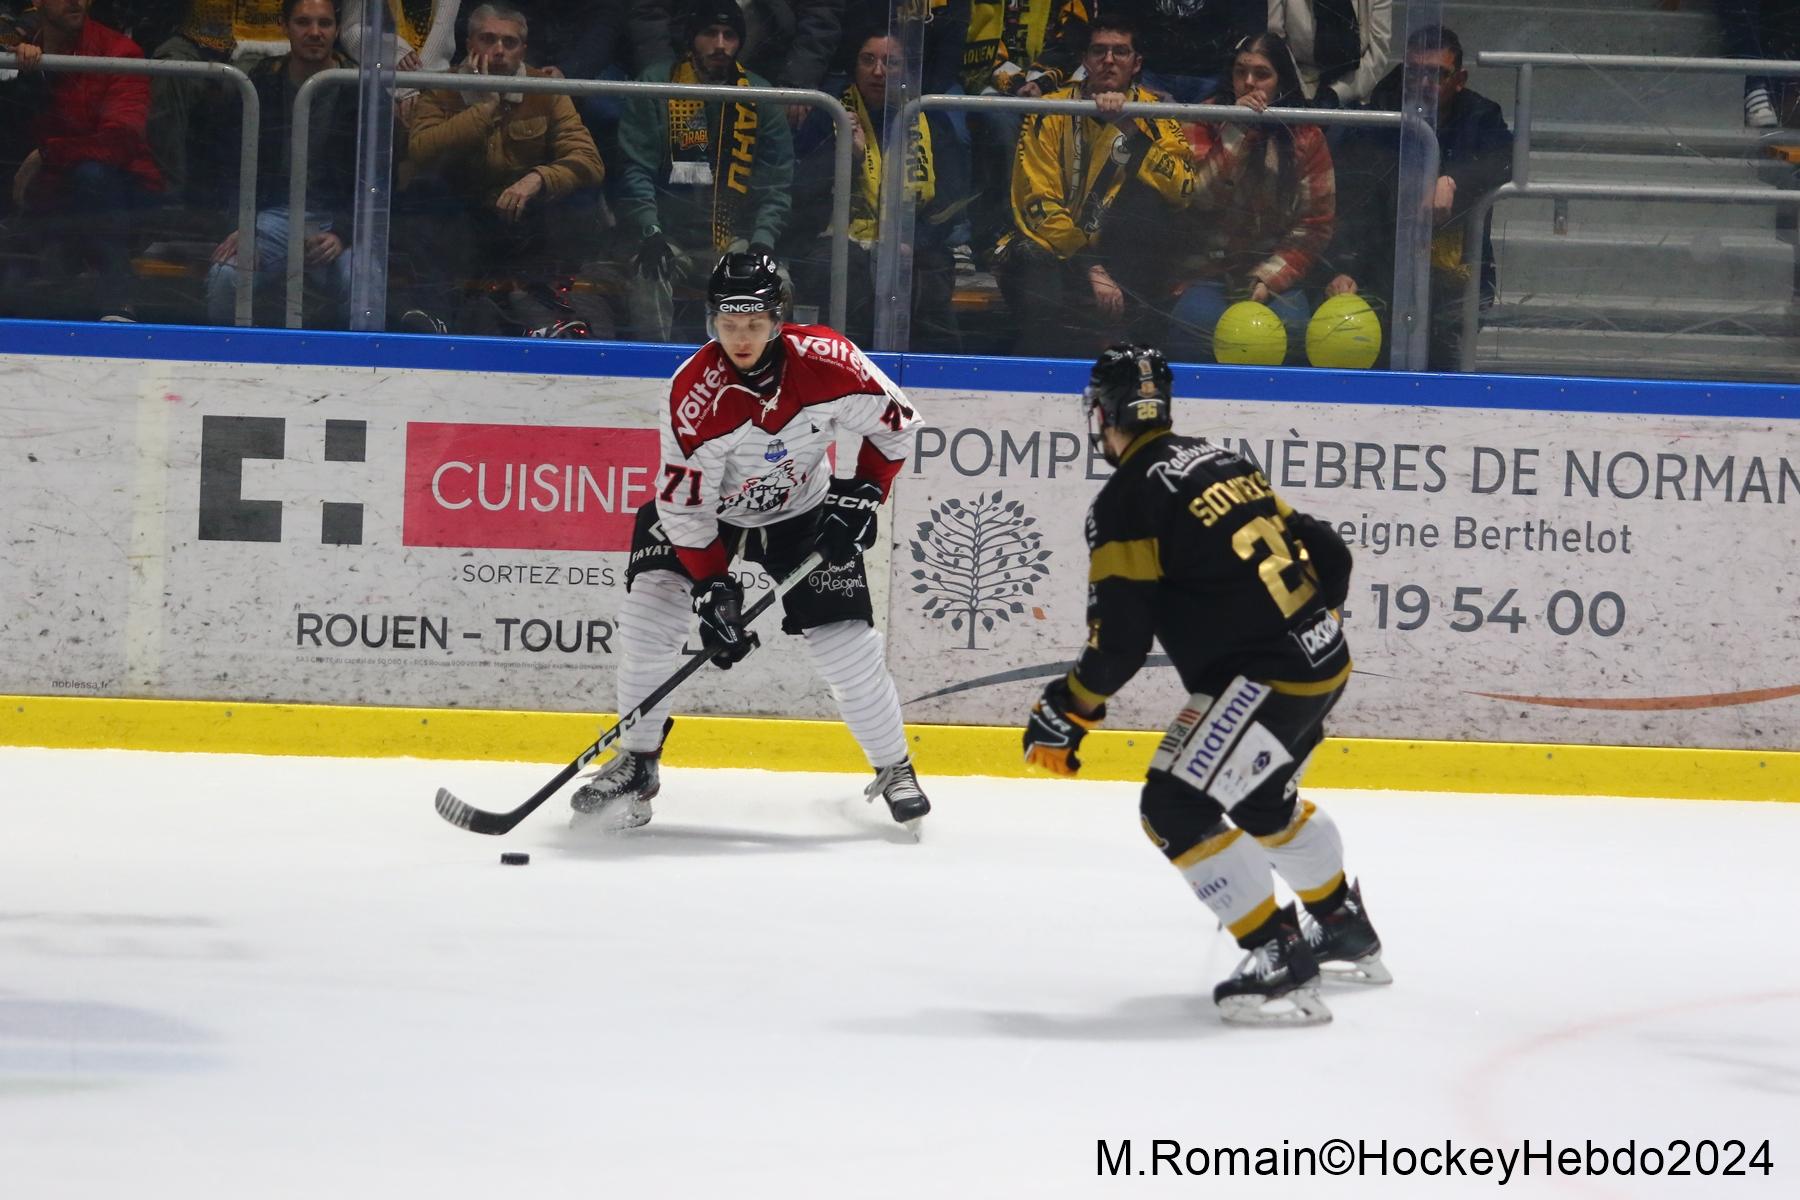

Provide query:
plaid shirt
left=1179, top=114, right=1335, bottom=296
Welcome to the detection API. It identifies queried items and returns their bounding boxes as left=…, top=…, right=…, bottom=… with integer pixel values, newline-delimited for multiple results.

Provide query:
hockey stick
left=434, top=550, right=826, bottom=835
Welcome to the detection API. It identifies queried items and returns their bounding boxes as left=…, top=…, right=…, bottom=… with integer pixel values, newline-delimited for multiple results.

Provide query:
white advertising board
left=0, top=354, right=846, bottom=719
left=3, top=352, right=1794, bottom=751
left=890, top=386, right=1800, bottom=750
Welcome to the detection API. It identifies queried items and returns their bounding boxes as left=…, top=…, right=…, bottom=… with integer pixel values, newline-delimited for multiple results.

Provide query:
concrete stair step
left=1493, top=222, right=1798, bottom=299
left=1473, top=325, right=1800, bottom=381
left=1487, top=291, right=1800, bottom=335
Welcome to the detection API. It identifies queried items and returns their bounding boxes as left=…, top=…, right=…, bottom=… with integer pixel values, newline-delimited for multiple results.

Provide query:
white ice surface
left=2, top=747, right=1797, bottom=1199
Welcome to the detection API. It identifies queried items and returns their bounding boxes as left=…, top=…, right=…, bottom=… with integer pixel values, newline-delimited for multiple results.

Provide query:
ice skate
left=1301, top=879, right=1392, bottom=985
left=1214, top=906, right=1332, bottom=1027
left=865, top=758, right=929, bottom=838
left=569, top=749, right=659, bottom=831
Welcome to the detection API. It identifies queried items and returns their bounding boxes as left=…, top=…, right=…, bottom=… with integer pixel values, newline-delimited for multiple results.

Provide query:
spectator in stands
left=616, top=2, right=793, bottom=342
left=782, top=25, right=958, bottom=349
left=149, top=3, right=288, bottom=207
left=203, top=0, right=360, bottom=326
left=3, top=0, right=166, bottom=321
left=1327, top=23, right=1511, bottom=367
left=995, top=14, right=1196, bottom=357
left=1102, top=0, right=1255, bottom=103
left=632, top=0, right=846, bottom=125
left=1157, top=31, right=1331, bottom=361
left=398, top=2, right=610, bottom=335
left=959, top=0, right=1088, bottom=263
left=1264, top=0, right=1390, bottom=108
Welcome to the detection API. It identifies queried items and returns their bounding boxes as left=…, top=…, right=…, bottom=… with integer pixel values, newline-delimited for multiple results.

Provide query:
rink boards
left=1, top=322, right=1796, bottom=799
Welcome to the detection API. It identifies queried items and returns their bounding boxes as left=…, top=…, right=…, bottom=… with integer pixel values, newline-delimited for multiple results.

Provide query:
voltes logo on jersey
left=787, top=332, right=875, bottom=384
left=674, top=361, right=735, bottom=440
left=1291, top=608, right=1343, bottom=666
left=764, top=438, right=787, bottom=462
left=403, top=423, right=658, bottom=551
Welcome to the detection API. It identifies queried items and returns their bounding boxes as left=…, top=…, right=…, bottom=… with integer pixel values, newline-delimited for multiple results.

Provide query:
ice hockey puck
left=499, top=851, right=530, bottom=866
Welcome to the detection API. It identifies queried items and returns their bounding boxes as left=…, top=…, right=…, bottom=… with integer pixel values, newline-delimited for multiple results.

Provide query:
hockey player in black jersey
left=1021, top=344, right=1391, bottom=1026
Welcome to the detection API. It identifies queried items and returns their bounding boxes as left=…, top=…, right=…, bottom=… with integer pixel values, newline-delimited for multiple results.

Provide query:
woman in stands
left=1160, top=32, right=1335, bottom=364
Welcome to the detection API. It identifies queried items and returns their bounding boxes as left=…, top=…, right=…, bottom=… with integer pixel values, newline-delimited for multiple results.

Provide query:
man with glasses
left=782, top=27, right=958, bottom=350
left=1324, top=23, right=1511, bottom=368
left=995, top=15, right=1196, bottom=358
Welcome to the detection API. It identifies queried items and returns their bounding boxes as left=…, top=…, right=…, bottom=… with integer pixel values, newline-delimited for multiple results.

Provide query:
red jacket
left=28, top=19, right=164, bottom=198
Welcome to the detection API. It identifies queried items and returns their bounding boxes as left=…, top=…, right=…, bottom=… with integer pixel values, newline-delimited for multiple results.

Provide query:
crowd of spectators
left=0, top=0, right=1787, bottom=365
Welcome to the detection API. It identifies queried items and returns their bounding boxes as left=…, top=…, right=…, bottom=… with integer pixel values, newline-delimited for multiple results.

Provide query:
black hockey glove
left=1023, top=678, right=1105, bottom=777
left=1287, top=511, right=1354, bottom=609
left=814, top=477, right=883, bottom=565
left=634, top=230, right=680, bottom=281
left=692, top=574, right=758, bottom=669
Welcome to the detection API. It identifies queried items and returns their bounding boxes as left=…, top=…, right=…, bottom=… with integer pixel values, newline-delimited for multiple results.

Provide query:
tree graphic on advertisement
left=908, top=492, right=1053, bottom=650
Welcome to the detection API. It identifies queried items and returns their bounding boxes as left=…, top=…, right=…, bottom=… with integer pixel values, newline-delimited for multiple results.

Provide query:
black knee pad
left=1138, top=771, right=1227, bottom=861
left=1225, top=774, right=1300, bottom=839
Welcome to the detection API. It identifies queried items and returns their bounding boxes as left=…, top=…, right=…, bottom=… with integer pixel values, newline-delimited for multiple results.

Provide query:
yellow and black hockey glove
left=1023, top=678, right=1104, bottom=777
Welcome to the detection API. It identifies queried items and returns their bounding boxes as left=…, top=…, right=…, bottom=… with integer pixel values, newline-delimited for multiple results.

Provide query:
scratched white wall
left=2, top=352, right=1796, bottom=750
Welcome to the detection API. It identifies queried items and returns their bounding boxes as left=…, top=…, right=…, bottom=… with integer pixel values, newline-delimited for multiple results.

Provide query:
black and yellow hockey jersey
left=1068, top=429, right=1352, bottom=709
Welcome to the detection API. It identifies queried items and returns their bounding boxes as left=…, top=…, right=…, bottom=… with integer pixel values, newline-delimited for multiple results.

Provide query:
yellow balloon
left=1306, top=292, right=1383, bottom=369
left=1213, top=300, right=1288, bottom=366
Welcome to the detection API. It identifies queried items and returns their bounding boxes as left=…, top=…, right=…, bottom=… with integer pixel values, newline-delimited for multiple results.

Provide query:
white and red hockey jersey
left=655, top=324, right=921, bottom=579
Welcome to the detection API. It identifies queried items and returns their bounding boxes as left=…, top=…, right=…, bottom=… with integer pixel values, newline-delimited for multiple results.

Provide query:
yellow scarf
left=845, top=85, right=935, bottom=245
left=669, top=58, right=759, bottom=251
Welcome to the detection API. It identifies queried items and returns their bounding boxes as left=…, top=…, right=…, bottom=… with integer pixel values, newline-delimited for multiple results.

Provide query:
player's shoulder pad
left=781, top=324, right=885, bottom=392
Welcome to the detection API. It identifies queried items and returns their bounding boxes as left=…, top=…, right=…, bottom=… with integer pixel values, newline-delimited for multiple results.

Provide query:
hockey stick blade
left=432, top=551, right=826, bottom=835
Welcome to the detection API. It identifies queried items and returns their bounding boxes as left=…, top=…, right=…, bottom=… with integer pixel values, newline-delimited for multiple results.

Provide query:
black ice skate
left=1302, top=879, right=1393, bottom=985
left=569, top=749, right=659, bottom=831
left=1214, top=906, right=1332, bottom=1027
left=864, top=759, right=930, bottom=838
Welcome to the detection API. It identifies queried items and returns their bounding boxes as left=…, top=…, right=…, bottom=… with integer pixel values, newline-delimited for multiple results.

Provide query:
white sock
left=1171, top=823, right=1280, bottom=942
left=1254, top=800, right=1347, bottom=910
left=801, top=619, right=908, bottom=768
left=615, top=570, right=691, bottom=754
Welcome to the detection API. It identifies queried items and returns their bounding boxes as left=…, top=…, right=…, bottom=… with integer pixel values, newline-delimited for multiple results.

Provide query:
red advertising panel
left=404, top=422, right=659, bottom=550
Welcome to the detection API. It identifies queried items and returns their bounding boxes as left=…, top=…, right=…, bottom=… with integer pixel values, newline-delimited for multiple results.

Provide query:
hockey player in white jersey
left=572, top=250, right=930, bottom=834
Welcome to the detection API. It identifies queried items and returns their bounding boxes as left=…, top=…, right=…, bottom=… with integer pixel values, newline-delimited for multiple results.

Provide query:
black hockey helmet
left=1083, top=343, right=1173, bottom=454
left=707, top=250, right=789, bottom=330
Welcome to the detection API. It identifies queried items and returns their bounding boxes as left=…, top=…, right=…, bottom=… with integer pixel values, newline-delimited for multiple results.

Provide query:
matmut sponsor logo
left=404, top=422, right=659, bottom=551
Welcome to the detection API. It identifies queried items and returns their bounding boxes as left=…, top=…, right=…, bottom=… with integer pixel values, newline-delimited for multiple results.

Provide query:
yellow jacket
left=962, top=0, right=1089, bottom=96
left=1009, top=82, right=1195, bottom=259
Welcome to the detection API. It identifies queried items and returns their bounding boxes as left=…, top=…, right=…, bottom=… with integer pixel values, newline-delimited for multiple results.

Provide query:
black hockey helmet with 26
left=1084, top=343, right=1173, bottom=455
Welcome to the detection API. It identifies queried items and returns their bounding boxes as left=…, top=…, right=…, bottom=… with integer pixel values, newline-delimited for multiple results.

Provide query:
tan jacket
left=408, top=68, right=603, bottom=202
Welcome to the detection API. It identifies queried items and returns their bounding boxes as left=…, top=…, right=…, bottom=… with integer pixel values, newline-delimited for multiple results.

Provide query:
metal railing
left=0, top=52, right=260, bottom=325
left=1458, top=52, right=1800, bottom=371
left=880, top=94, right=1438, bottom=366
left=288, top=70, right=855, bottom=330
